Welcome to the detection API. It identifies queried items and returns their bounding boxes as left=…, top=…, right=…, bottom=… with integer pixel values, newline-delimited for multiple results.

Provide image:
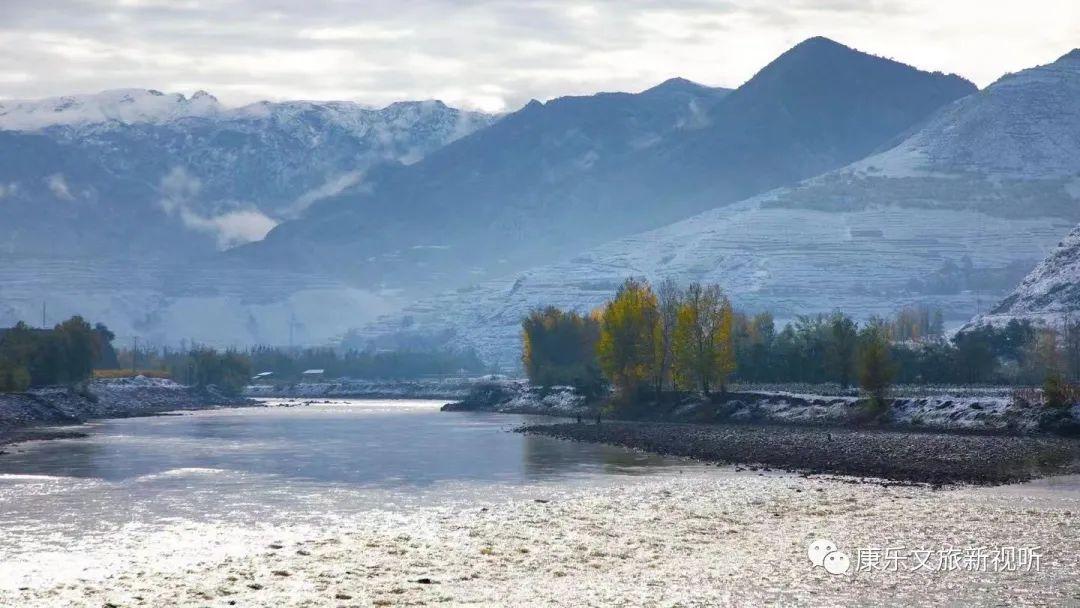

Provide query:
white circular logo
left=807, top=539, right=837, bottom=567
left=822, top=550, right=851, bottom=575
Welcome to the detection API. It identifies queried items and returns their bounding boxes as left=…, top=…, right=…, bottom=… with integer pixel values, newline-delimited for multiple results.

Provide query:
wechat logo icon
left=808, top=539, right=850, bottom=575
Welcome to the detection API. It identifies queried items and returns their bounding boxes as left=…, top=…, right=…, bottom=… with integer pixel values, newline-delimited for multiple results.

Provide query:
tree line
left=522, top=278, right=1079, bottom=408
left=0, top=317, right=114, bottom=391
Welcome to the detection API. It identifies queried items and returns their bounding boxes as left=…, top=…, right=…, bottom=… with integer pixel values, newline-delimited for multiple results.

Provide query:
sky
left=0, top=0, right=1077, bottom=113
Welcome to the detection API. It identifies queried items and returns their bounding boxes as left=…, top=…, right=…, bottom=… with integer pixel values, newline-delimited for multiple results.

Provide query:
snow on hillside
left=353, top=195, right=1072, bottom=367
left=971, top=224, right=1080, bottom=329
left=857, top=49, right=1080, bottom=179
left=0, top=89, right=225, bottom=130
left=347, top=49, right=1080, bottom=368
left=0, top=89, right=494, bottom=141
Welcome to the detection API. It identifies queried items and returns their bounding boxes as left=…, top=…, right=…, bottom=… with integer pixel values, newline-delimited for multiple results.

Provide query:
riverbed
left=0, top=399, right=1077, bottom=606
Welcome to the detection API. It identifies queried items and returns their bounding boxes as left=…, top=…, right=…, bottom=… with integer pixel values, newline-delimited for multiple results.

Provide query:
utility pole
left=41, top=301, right=46, bottom=329
left=289, top=313, right=297, bottom=350
left=132, top=336, right=138, bottom=374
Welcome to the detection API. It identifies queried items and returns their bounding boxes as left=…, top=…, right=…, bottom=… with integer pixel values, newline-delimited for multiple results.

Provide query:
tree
left=825, top=312, right=858, bottom=388
left=671, top=283, right=735, bottom=394
left=655, top=278, right=683, bottom=392
left=857, top=320, right=895, bottom=411
left=53, top=316, right=99, bottom=384
left=596, top=278, right=662, bottom=400
left=0, top=361, right=30, bottom=392
left=188, top=348, right=252, bottom=396
left=521, top=307, right=603, bottom=395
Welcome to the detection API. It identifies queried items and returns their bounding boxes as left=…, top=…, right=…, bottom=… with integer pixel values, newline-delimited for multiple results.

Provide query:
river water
left=1, top=400, right=1077, bottom=606
left=0, top=400, right=713, bottom=589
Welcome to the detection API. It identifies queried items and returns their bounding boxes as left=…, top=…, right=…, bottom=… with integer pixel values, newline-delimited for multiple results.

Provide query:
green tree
left=54, top=316, right=99, bottom=384
left=521, top=307, right=603, bottom=395
left=671, top=283, right=735, bottom=394
left=0, top=361, right=30, bottom=392
left=188, top=348, right=252, bottom=396
left=825, top=312, right=858, bottom=388
left=857, top=320, right=895, bottom=411
left=596, top=278, right=662, bottom=400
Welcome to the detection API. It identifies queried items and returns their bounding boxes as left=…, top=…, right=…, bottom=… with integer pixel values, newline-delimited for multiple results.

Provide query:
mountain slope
left=355, top=48, right=1080, bottom=366
left=973, top=225, right=1080, bottom=328
left=244, top=37, right=974, bottom=292
left=0, top=90, right=495, bottom=257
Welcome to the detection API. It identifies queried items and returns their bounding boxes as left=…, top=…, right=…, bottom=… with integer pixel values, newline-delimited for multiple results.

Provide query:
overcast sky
left=1, top=0, right=1077, bottom=112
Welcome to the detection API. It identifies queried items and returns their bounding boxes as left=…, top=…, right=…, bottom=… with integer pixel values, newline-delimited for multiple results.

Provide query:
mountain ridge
left=243, top=36, right=976, bottom=296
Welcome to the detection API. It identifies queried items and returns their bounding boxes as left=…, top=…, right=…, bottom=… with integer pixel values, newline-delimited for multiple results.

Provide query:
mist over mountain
left=0, top=89, right=495, bottom=257
left=243, top=37, right=974, bottom=292
left=357, top=48, right=1080, bottom=367
left=0, top=90, right=494, bottom=343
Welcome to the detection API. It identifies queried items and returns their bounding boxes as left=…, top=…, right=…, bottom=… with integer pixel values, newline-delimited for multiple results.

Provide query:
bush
left=183, top=349, right=252, bottom=396
left=0, top=362, right=30, bottom=392
left=1042, top=371, right=1080, bottom=408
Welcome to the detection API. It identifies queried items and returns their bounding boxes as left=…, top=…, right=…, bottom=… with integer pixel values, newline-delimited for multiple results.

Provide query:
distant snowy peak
left=862, top=48, right=1080, bottom=179
left=0, top=89, right=494, bottom=137
left=0, top=89, right=225, bottom=130
left=977, top=224, right=1080, bottom=326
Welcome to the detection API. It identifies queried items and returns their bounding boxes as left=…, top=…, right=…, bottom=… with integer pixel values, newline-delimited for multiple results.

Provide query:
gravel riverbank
left=518, top=421, right=1080, bottom=485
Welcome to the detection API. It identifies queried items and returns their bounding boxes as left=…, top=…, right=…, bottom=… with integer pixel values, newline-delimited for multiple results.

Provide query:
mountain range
left=354, top=46, right=1080, bottom=366
left=0, top=89, right=495, bottom=257
left=1, top=36, right=1077, bottom=360
left=242, top=37, right=975, bottom=293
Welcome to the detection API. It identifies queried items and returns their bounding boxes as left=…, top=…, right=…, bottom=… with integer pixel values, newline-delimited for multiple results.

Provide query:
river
left=0, top=399, right=1076, bottom=606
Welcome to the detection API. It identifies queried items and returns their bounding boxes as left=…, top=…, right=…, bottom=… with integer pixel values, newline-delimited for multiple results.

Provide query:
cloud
left=287, top=170, right=365, bottom=218
left=177, top=207, right=279, bottom=249
left=0, top=0, right=1076, bottom=112
left=46, top=173, right=73, bottom=200
left=158, top=166, right=279, bottom=248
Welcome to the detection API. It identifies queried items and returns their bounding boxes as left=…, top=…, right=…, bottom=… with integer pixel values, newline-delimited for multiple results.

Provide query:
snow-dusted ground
left=3, top=471, right=1077, bottom=607
left=355, top=198, right=1070, bottom=367
left=244, top=377, right=505, bottom=400
left=973, top=224, right=1080, bottom=330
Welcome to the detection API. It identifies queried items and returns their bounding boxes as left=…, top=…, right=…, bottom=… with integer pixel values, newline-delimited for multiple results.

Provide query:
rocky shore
left=448, top=381, right=1080, bottom=435
left=244, top=376, right=503, bottom=400
left=518, top=421, right=1080, bottom=485
left=0, top=377, right=253, bottom=446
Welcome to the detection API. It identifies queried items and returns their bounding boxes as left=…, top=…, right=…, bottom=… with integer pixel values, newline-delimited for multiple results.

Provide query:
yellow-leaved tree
left=596, top=278, right=662, bottom=400
left=672, top=282, right=735, bottom=394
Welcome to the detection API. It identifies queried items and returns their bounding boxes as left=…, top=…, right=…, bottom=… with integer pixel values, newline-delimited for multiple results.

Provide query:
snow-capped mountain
left=351, top=47, right=1080, bottom=367
left=0, top=89, right=225, bottom=130
left=972, top=225, right=1080, bottom=329
left=0, top=89, right=495, bottom=256
left=0, top=89, right=495, bottom=344
left=240, top=37, right=974, bottom=292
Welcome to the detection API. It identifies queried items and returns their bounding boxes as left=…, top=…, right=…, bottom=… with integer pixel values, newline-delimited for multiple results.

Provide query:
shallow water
left=1, top=400, right=1077, bottom=605
left=0, top=400, right=718, bottom=587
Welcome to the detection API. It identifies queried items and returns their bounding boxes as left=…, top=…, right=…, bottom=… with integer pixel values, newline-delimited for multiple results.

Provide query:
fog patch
left=675, top=98, right=710, bottom=130
left=159, top=166, right=279, bottom=249
left=287, top=170, right=365, bottom=217
left=46, top=173, right=73, bottom=200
